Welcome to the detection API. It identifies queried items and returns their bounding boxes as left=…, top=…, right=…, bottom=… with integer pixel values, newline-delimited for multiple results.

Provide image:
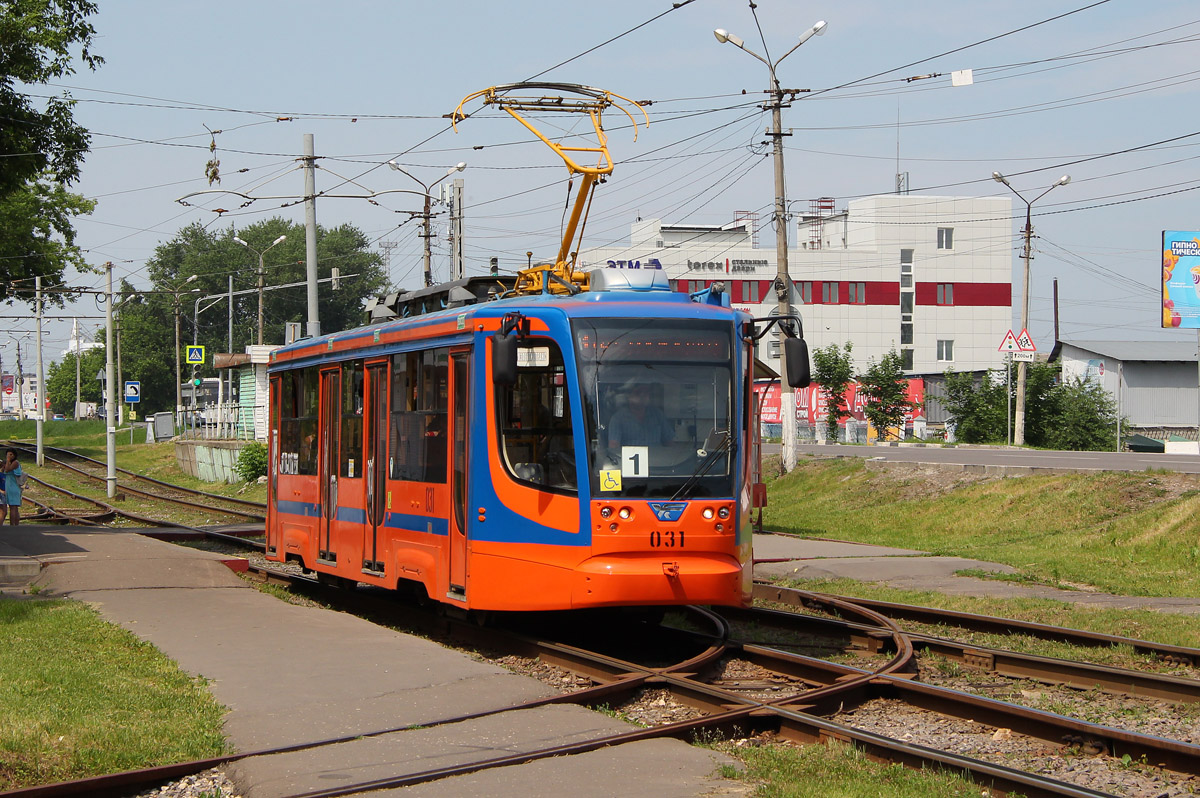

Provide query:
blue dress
left=4, top=465, right=22, bottom=506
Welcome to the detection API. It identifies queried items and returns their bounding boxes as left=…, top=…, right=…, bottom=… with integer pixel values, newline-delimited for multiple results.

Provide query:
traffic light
left=191, top=366, right=200, bottom=387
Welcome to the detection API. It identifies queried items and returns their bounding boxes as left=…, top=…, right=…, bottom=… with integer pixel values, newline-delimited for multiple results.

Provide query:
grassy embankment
left=762, top=456, right=1200, bottom=648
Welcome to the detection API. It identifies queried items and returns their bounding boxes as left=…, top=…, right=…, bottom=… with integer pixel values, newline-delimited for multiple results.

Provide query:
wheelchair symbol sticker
left=599, top=469, right=622, bottom=492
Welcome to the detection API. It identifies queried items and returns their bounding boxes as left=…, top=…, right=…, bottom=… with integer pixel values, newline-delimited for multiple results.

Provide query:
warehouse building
left=1053, top=339, right=1200, bottom=447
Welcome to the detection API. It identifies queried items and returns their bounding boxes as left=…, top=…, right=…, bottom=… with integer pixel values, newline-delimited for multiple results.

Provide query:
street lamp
left=234, top=234, right=288, bottom=345
left=387, top=161, right=467, bottom=287
left=714, top=16, right=826, bottom=473
left=169, top=274, right=199, bottom=418
left=991, top=171, right=1071, bottom=446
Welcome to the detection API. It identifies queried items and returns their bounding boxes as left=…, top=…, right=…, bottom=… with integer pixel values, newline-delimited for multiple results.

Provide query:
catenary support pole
left=35, top=277, right=44, bottom=466
left=303, top=134, right=320, bottom=338
left=105, top=262, right=117, bottom=499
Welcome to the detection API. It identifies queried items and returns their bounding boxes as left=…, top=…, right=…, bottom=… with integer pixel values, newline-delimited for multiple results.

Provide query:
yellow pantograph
left=454, top=83, right=648, bottom=295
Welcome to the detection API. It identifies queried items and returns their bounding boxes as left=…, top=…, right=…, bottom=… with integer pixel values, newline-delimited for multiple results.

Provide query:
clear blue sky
left=19, top=0, right=1200, bottom=366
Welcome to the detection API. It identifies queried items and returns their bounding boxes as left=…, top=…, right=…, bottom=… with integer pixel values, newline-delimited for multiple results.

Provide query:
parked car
left=52, top=413, right=66, bottom=420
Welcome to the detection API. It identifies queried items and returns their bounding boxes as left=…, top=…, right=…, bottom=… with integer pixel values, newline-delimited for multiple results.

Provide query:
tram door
left=266, top=376, right=280, bottom=557
left=363, top=361, right=388, bottom=573
left=448, top=350, right=470, bottom=596
left=318, top=368, right=340, bottom=564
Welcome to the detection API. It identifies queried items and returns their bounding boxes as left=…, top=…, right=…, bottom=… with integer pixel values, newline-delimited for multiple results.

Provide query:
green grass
left=716, top=741, right=983, bottom=798
left=0, top=598, right=229, bottom=789
left=763, top=459, right=1200, bottom=598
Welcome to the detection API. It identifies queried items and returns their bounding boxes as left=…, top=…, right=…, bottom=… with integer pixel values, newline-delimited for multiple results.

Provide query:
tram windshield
left=574, top=318, right=734, bottom=498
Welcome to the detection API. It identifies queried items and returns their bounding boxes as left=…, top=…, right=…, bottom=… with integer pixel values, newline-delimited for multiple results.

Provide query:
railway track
left=6, top=450, right=1198, bottom=797
left=4, top=441, right=266, bottom=532
left=16, top=542, right=1196, bottom=798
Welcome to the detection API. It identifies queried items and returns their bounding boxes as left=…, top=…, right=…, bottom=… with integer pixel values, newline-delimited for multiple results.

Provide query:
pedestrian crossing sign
left=186, top=345, right=206, bottom=365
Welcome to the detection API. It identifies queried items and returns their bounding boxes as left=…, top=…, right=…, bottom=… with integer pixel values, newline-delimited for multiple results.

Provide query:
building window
left=656, top=240, right=664, bottom=248
left=901, top=260, right=913, bottom=289
left=744, top=280, right=759, bottom=303
left=900, top=292, right=914, bottom=315
left=822, top=281, right=839, bottom=304
left=936, top=283, right=954, bottom=305
left=900, top=323, right=913, bottom=345
left=937, top=227, right=954, bottom=249
left=848, top=282, right=866, bottom=304
left=937, top=340, right=954, bottom=362
left=901, top=349, right=914, bottom=370
left=795, top=281, right=812, bottom=303
left=769, top=340, right=780, bottom=360
left=901, top=249, right=914, bottom=264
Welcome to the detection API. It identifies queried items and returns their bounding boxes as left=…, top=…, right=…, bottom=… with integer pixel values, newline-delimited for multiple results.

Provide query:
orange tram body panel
left=265, top=275, right=772, bottom=612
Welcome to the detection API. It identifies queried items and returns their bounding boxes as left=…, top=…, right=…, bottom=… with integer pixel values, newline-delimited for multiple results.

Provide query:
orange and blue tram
left=264, top=271, right=809, bottom=611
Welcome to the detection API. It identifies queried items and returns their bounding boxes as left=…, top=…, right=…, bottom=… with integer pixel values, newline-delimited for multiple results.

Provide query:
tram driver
left=607, top=383, right=673, bottom=449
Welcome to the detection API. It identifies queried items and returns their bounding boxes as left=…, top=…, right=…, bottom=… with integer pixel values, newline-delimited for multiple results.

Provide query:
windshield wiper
left=670, top=430, right=730, bottom=501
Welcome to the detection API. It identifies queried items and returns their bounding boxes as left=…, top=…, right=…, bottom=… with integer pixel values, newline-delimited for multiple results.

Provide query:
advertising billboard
left=1162, top=231, right=1200, bottom=329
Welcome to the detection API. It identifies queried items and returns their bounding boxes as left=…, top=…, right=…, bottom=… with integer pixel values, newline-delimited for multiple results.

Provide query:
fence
left=174, top=402, right=266, bottom=441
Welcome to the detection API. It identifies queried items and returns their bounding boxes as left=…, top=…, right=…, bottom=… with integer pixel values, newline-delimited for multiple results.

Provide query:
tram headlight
left=702, top=508, right=714, bottom=520
left=600, top=506, right=613, bottom=519
left=718, top=506, right=730, bottom=519
left=618, top=507, right=632, bottom=520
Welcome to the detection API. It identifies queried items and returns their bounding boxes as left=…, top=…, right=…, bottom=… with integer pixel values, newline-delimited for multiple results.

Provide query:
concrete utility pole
left=73, top=318, right=81, bottom=420
left=388, top=161, right=467, bottom=287
left=714, top=16, right=827, bottom=472
left=104, top=262, right=117, bottom=499
left=992, top=171, right=1071, bottom=446
left=303, top=133, right=321, bottom=339
left=450, top=178, right=465, bottom=281
left=36, top=277, right=45, bottom=465
left=235, top=234, right=287, bottom=346
left=14, top=340, right=24, bottom=421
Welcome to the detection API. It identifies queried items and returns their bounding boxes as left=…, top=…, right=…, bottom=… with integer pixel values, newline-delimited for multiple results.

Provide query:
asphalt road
left=758, top=442, right=1200, bottom=475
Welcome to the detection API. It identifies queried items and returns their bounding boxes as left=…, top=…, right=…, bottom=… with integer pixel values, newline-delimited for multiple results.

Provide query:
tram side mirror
left=784, top=337, right=811, bottom=389
left=492, top=333, right=519, bottom=385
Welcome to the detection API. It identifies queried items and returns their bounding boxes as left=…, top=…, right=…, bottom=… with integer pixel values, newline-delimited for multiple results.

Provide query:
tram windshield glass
left=574, top=318, right=734, bottom=498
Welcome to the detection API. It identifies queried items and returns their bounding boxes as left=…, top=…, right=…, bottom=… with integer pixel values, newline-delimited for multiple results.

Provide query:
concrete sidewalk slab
left=19, top=526, right=738, bottom=797
left=228, top=705, right=736, bottom=798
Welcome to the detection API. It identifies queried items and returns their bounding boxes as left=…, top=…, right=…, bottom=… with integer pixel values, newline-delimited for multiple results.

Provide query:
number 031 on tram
left=264, top=270, right=810, bottom=611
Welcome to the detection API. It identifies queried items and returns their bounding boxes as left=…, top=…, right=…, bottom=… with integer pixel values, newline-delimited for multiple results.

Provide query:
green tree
left=941, top=368, right=1009, bottom=443
left=858, top=350, right=920, bottom=441
left=811, top=342, right=854, bottom=443
left=1021, top=360, right=1062, bottom=448
left=118, top=219, right=389, bottom=413
left=0, top=1, right=102, bottom=291
left=45, top=346, right=105, bottom=416
left=0, top=176, right=95, bottom=291
left=1040, top=377, right=1119, bottom=452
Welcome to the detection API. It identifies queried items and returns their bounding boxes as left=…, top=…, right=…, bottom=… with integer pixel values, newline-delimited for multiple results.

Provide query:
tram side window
left=279, top=368, right=318, bottom=476
left=389, top=348, right=448, bottom=483
left=341, top=361, right=364, bottom=478
left=497, top=340, right=576, bottom=492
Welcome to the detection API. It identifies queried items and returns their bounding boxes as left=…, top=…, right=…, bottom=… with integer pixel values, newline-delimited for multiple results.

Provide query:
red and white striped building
left=579, top=194, right=1013, bottom=376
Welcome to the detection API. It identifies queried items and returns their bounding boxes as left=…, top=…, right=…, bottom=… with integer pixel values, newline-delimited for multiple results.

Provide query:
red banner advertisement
left=754, top=379, right=925, bottom=426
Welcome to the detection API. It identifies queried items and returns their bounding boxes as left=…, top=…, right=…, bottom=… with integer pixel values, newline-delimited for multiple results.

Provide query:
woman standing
left=3, top=449, right=23, bottom=526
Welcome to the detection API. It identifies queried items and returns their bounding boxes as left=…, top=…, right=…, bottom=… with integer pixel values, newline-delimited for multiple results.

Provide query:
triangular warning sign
left=1016, top=328, right=1036, bottom=352
left=998, top=330, right=1019, bottom=352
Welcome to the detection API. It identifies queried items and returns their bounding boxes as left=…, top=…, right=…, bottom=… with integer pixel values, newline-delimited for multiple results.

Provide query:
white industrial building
left=579, top=194, right=1015, bottom=375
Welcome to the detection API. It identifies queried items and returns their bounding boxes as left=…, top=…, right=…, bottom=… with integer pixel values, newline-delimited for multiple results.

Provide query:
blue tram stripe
left=384, top=512, right=449, bottom=537
left=336, top=506, right=367, bottom=525
left=277, top=499, right=321, bottom=517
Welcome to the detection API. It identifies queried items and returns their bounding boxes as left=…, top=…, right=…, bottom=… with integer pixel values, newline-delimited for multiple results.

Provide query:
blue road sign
left=186, top=345, right=206, bottom=365
left=124, top=381, right=141, bottom=403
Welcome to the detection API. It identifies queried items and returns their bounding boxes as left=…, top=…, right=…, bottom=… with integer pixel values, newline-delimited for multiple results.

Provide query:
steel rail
left=723, top=603, right=1200, bottom=704
left=755, top=583, right=1200, bottom=666
left=7, top=441, right=267, bottom=511
left=4, top=442, right=265, bottom=522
